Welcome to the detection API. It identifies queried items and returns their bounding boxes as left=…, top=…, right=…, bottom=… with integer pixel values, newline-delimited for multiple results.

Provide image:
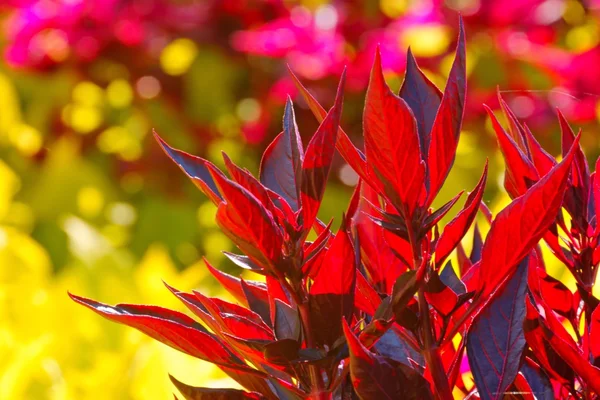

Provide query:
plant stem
left=298, top=301, right=326, bottom=398
left=419, top=288, right=453, bottom=400
left=406, top=215, right=452, bottom=400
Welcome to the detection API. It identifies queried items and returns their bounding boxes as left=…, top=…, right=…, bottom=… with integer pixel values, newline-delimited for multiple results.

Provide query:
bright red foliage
left=72, top=18, right=600, bottom=400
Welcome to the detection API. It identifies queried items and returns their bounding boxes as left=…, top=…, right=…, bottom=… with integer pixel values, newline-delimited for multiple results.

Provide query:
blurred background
left=1, top=0, right=600, bottom=398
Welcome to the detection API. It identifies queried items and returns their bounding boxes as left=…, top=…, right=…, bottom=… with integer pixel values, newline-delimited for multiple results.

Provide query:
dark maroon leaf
left=273, top=299, right=300, bottom=341
left=399, top=47, right=442, bottom=155
left=520, top=362, right=554, bottom=400
left=342, top=320, right=433, bottom=400
left=241, top=279, right=272, bottom=328
left=466, top=257, right=529, bottom=400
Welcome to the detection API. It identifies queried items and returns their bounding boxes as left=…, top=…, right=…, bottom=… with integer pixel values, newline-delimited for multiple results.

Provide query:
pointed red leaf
left=399, top=47, right=442, bottom=155
left=435, top=162, right=488, bottom=268
left=301, top=70, right=345, bottom=234
left=526, top=299, right=600, bottom=393
left=287, top=67, right=369, bottom=183
left=485, top=105, right=539, bottom=198
left=259, top=98, right=304, bottom=211
left=154, top=132, right=223, bottom=205
left=69, top=293, right=237, bottom=364
left=209, top=166, right=283, bottom=271
left=478, top=135, right=578, bottom=296
left=523, top=124, right=556, bottom=177
left=204, top=259, right=268, bottom=307
left=426, top=18, right=467, bottom=204
left=364, top=47, right=424, bottom=215
left=222, top=153, right=275, bottom=214
left=497, top=93, right=529, bottom=156
left=309, top=227, right=356, bottom=346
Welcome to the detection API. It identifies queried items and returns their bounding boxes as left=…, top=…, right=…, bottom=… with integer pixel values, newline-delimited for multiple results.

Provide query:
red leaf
left=478, top=134, right=578, bottom=296
left=426, top=18, right=467, bottom=204
left=209, top=166, right=283, bottom=271
left=154, top=132, right=223, bottom=205
left=69, top=293, right=237, bottom=365
left=591, top=305, right=600, bottom=361
left=485, top=105, right=539, bottom=198
left=309, top=226, right=356, bottom=346
left=523, top=124, right=556, bottom=177
left=364, top=47, right=424, bottom=215
left=526, top=299, right=600, bottom=393
left=204, top=259, right=268, bottom=307
left=287, top=67, right=369, bottom=183
left=301, top=70, right=345, bottom=234
left=399, top=47, right=442, bottom=155
left=497, top=93, right=529, bottom=155
left=342, top=320, right=433, bottom=400
left=435, top=162, right=488, bottom=268
left=259, top=97, right=304, bottom=211
left=222, top=153, right=275, bottom=214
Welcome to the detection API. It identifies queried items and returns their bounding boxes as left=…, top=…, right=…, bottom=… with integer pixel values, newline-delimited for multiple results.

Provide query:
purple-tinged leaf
left=342, top=320, right=433, bottom=400
left=466, top=257, right=528, bottom=400
left=154, top=132, right=223, bottom=205
left=399, top=47, right=442, bottom=155
left=223, top=252, right=264, bottom=273
left=241, top=279, right=271, bottom=328
left=273, top=299, right=300, bottom=341
left=170, top=375, right=264, bottom=400
left=426, top=18, right=466, bottom=204
left=519, top=361, right=554, bottom=400
left=259, top=98, right=303, bottom=210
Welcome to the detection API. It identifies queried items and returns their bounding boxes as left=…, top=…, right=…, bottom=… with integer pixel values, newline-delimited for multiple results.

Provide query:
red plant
left=70, top=18, right=600, bottom=399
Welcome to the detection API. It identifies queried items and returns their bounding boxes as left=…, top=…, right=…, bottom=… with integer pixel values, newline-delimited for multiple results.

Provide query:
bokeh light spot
left=160, top=38, right=198, bottom=76
left=77, top=186, right=104, bottom=219
left=136, top=76, right=161, bottom=99
left=236, top=98, right=261, bottom=123
left=106, top=79, right=133, bottom=109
